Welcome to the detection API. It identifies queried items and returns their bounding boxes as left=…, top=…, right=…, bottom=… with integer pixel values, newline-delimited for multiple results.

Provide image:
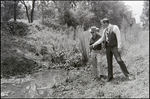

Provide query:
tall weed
left=76, top=25, right=90, bottom=63
left=120, top=23, right=147, bottom=55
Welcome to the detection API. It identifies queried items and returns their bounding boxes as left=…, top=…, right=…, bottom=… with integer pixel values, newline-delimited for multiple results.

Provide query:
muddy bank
left=1, top=69, right=68, bottom=98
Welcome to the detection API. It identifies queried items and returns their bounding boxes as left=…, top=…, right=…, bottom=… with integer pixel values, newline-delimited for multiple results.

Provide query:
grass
left=50, top=27, right=149, bottom=98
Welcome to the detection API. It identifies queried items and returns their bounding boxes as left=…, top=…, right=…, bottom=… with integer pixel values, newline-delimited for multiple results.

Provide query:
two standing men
left=90, top=18, right=134, bottom=82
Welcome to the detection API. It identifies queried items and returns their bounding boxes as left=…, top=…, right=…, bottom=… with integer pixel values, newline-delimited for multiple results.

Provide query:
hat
left=101, top=18, right=109, bottom=23
left=89, top=26, right=97, bottom=32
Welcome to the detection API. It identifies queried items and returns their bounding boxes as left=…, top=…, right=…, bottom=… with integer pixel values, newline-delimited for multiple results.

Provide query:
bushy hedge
left=1, top=56, right=38, bottom=78
left=42, top=18, right=68, bottom=31
left=40, top=46, right=85, bottom=68
left=1, top=21, right=29, bottom=36
left=1, top=21, right=38, bottom=78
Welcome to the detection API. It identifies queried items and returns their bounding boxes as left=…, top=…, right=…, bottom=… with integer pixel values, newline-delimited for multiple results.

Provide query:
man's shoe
left=125, top=74, right=135, bottom=80
left=92, top=78, right=96, bottom=81
left=92, top=77, right=100, bottom=81
left=100, top=75, right=107, bottom=79
left=107, top=77, right=113, bottom=82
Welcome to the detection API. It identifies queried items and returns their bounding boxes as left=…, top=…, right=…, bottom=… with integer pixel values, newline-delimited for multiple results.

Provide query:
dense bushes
left=67, top=53, right=84, bottom=67
left=40, top=45, right=85, bottom=68
left=1, top=56, right=38, bottom=78
left=42, top=18, right=68, bottom=31
left=1, top=21, right=38, bottom=78
left=53, top=48, right=84, bottom=67
left=1, top=21, right=29, bottom=36
left=1, top=32, right=40, bottom=78
left=26, top=23, right=87, bottom=67
left=1, top=21, right=89, bottom=78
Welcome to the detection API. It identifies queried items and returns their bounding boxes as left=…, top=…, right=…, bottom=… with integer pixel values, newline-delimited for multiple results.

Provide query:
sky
left=123, top=1, right=144, bottom=23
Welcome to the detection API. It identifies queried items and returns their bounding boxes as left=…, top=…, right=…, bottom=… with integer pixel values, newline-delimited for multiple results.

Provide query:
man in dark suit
left=92, top=18, right=134, bottom=82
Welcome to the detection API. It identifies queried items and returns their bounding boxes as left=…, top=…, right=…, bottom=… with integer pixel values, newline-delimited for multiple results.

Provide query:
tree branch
left=20, top=0, right=31, bottom=23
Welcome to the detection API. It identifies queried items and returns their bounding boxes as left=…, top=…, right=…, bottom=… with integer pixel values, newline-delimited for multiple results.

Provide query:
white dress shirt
left=93, top=24, right=122, bottom=49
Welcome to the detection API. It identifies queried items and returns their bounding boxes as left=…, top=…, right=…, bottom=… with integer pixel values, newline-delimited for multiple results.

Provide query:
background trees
left=1, top=1, right=144, bottom=30
left=20, top=0, right=36, bottom=23
left=1, top=1, right=20, bottom=21
left=140, top=1, right=149, bottom=30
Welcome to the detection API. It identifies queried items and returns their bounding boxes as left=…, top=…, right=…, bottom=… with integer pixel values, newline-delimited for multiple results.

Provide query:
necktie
left=105, top=28, right=109, bottom=43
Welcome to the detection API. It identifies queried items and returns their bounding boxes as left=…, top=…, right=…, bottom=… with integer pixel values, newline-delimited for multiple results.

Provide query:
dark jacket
left=89, top=33, right=102, bottom=50
left=105, top=25, right=117, bottom=47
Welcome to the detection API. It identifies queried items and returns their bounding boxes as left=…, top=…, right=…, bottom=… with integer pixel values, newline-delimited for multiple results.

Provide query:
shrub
left=1, top=21, right=29, bottom=36
left=40, top=46, right=49, bottom=55
left=1, top=56, right=38, bottom=78
left=66, top=53, right=84, bottom=67
left=42, top=18, right=68, bottom=31
left=1, top=30, right=39, bottom=78
left=51, top=51, right=66, bottom=64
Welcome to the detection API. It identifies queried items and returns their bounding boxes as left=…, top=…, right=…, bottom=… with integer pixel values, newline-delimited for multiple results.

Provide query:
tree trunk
left=20, top=0, right=30, bottom=23
left=14, top=0, right=17, bottom=21
left=25, top=5, right=31, bottom=23
left=31, top=0, right=36, bottom=23
left=21, top=1, right=30, bottom=23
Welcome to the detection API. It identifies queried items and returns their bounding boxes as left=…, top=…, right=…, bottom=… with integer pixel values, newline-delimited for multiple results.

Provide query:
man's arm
left=92, top=29, right=105, bottom=48
left=113, top=25, right=121, bottom=49
left=89, top=39, right=93, bottom=53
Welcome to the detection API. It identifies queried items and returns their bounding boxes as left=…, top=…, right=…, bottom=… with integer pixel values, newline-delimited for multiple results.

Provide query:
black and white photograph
left=1, top=0, right=149, bottom=98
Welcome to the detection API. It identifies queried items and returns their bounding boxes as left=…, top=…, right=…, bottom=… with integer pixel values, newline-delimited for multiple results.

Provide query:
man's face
left=91, top=31, right=96, bottom=37
left=103, top=22, right=108, bottom=28
left=101, top=20, right=108, bottom=28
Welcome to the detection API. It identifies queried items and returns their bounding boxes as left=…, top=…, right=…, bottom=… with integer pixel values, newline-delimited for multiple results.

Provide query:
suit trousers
left=91, top=50, right=104, bottom=78
left=106, top=46, right=129, bottom=78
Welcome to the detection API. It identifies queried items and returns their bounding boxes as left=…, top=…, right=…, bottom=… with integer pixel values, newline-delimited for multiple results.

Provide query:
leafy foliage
left=142, top=1, right=149, bottom=19
left=1, top=0, right=21, bottom=22
left=42, top=18, right=68, bottom=31
left=140, top=1, right=149, bottom=30
left=1, top=1, right=14, bottom=21
left=1, top=21, right=38, bottom=77
left=89, top=1, right=135, bottom=28
left=1, top=56, right=38, bottom=77
left=33, top=1, right=135, bottom=30
left=69, top=2, right=95, bottom=30
left=1, top=1, right=137, bottom=30
left=1, top=21, right=29, bottom=36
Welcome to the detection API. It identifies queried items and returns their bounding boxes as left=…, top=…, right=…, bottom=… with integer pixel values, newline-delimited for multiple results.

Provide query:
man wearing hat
left=91, top=18, right=134, bottom=82
left=89, top=26, right=106, bottom=81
